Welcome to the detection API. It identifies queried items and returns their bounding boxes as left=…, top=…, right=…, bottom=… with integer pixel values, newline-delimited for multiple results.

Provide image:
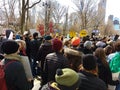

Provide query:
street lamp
left=43, top=1, right=51, bottom=35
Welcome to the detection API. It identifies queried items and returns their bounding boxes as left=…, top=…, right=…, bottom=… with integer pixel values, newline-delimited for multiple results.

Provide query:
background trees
left=0, top=0, right=116, bottom=36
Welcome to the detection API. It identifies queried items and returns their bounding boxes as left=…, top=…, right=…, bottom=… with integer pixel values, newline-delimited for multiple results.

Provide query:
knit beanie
left=84, top=41, right=92, bottom=48
left=55, top=68, right=80, bottom=88
left=1, top=40, right=19, bottom=54
left=82, top=54, right=97, bottom=70
left=52, top=38, right=63, bottom=52
left=44, top=35, right=52, bottom=40
left=71, top=37, right=80, bottom=46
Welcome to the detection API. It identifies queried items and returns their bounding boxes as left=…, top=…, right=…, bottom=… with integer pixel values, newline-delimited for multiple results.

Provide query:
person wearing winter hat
left=42, top=38, right=69, bottom=87
left=82, top=40, right=93, bottom=54
left=78, top=54, right=107, bottom=90
left=41, top=68, right=80, bottom=90
left=52, top=38, right=63, bottom=52
left=71, top=37, right=81, bottom=50
left=1, top=40, right=19, bottom=54
left=0, top=40, right=30, bottom=90
left=71, top=37, right=80, bottom=47
left=64, top=48, right=83, bottom=72
left=44, top=35, right=52, bottom=40
left=36, top=35, right=53, bottom=87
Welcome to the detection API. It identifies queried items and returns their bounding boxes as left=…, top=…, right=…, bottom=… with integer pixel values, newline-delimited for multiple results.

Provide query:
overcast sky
left=57, top=0, right=120, bottom=19
left=106, top=0, right=120, bottom=18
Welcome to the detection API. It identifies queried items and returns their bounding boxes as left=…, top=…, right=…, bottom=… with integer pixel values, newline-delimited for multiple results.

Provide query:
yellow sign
left=79, top=29, right=87, bottom=37
left=69, top=31, right=76, bottom=38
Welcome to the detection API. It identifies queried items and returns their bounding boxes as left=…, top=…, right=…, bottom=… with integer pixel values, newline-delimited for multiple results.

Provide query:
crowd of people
left=0, top=30, right=120, bottom=90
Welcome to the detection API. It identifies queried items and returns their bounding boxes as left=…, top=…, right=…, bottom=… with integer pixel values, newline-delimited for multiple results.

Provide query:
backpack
left=109, top=52, right=120, bottom=73
left=0, top=60, right=15, bottom=90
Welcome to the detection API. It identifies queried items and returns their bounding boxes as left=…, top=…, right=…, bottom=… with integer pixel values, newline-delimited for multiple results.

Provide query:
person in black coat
left=82, top=40, right=93, bottom=54
left=36, top=35, right=53, bottom=72
left=29, top=32, right=42, bottom=77
left=41, top=38, right=69, bottom=87
left=78, top=54, right=107, bottom=90
left=1, top=40, right=29, bottom=90
left=94, top=48, right=119, bottom=88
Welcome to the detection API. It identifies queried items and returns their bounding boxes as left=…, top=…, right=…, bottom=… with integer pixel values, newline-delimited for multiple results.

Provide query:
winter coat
left=78, top=71, right=107, bottom=90
left=4, top=54, right=29, bottom=90
left=97, top=58, right=119, bottom=87
left=4, top=54, right=33, bottom=81
left=42, top=52, right=69, bottom=84
left=36, top=41, right=53, bottom=70
left=29, top=38, right=41, bottom=59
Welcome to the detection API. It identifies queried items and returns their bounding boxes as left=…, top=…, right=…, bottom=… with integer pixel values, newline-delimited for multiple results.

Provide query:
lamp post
left=43, top=1, right=51, bottom=35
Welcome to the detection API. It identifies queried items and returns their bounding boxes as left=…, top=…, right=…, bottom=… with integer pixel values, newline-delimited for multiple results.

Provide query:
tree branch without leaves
left=26, top=0, right=41, bottom=10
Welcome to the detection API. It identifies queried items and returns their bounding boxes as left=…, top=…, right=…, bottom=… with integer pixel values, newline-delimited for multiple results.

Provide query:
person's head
left=52, top=38, right=63, bottom=52
left=94, top=47, right=106, bottom=60
left=5, top=30, right=14, bottom=39
left=102, top=37, right=107, bottom=42
left=94, top=47, right=108, bottom=67
left=1, top=40, right=19, bottom=54
left=15, top=39, right=26, bottom=50
left=84, top=40, right=92, bottom=49
left=33, top=32, right=38, bottom=39
left=71, top=37, right=80, bottom=47
left=64, top=48, right=83, bottom=71
left=82, top=54, right=98, bottom=75
left=55, top=68, right=80, bottom=90
left=63, top=38, right=71, bottom=48
left=104, top=45, right=113, bottom=56
left=44, top=35, right=52, bottom=40
left=44, top=35, right=52, bottom=43
left=114, top=40, right=120, bottom=52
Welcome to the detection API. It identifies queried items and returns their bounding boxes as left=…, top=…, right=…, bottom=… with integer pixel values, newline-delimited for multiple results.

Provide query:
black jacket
left=36, top=41, right=53, bottom=70
left=4, top=59, right=29, bottom=90
left=29, top=38, right=41, bottom=59
left=78, top=71, right=107, bottom=90
left=97, top=58, right=119, bottom=87
left=43, top=52, right=69, bottom=84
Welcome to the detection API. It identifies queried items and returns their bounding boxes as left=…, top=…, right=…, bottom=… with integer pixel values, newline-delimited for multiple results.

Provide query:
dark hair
left=33, top=32, right=38, bottom=39
left=82, top=54, right=97, bottom=70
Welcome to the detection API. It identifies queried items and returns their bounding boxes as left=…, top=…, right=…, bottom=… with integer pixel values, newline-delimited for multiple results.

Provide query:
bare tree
left=73, top=0, right=99, bottom=30
left=37, top=0, right=68, bottom=35
left=18, top=0, right=41, bottom=34
left=52, top=1, right=67, bottom=24
left=103, top=19, right=115, bottom=36
left=51, top=1, right=68, bottom=35
left=0, top=0, right=18, bottom=29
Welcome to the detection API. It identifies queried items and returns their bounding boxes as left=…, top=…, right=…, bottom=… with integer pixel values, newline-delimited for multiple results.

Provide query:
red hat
left=71, top=37, right=80, bottom=46
left=52, top=38, right=63, bottom=52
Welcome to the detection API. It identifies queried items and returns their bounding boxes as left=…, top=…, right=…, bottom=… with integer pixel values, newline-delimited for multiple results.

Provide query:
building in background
left=113, top=17, right=120, bottom=31
left=108, top=15, right=113, bottom=21
left=108, top=15, right=120, bottom=31
left=98, top=0, right=107, bottom=23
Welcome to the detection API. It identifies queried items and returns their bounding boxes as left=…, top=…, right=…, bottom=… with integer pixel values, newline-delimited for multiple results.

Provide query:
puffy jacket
left=42, top=52, right=69, bottom=84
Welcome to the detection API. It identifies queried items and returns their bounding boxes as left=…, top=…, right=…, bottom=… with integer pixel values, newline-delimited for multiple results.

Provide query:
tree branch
left=26, top=0, right=41, bottom=10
